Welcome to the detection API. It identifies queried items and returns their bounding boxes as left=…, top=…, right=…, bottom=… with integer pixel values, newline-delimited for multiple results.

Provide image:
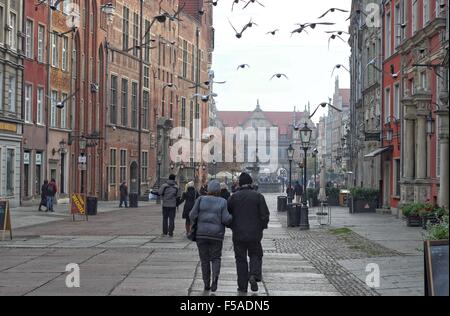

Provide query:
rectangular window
left=143, top=90, right=149, bottom=130
left=51, top=91, right=58, bottom=127
left=131, top=82, right=138, bottom=128
left=9, top=12, right=16, bottom=50
left=120, top=149, right=127, bottom=183
left=38, top=25, right=45, bottom=62
left=385, top=88, right=391, bottom=124
left=51, top=33, right=59, bottom=67
left=37, top=87, right=44, bottom=125
left=394, top=83, right=400, bottom=119
left=385, top=12, right=391, bottom=57
left=25, top=19, right=33, bottom=59
left=62, top=36, right=68, bottom=71
left=144, top=66, right=150, bottom=88
left=170, top=91, right=174, bottom=118
left=132, top=12, right=139, bottom=57
left=8, top=74, right=16, bottom=112
left=6, top=148, right=15, bottom=196
left=109, top=149, right=117, bottom=185
left=181, top=97, right=186, bottom=127
left=144, top=20, right=151, bottom=62
left=413, top=0, right=418, bottom=33
left=61, top=92, right=68, bottom=128
left=122, top=7, right=129, bottom=51
left=436, top=0, right=442, bottom=17
left=25, top=84, right=32, bottom=123
left=182, top=40, right=188, bottom=78
left=121, top=79, right=128, bottom=126
left=424, top=0, right=430, bottom=24
left=420, top=71, right=428, bottom=90
left=141, top=151, right=148, bottom=183
left=110, top=75, right=118, bottom=124
left=0, top=69, right=3, bottom=110
left=394, top=3, right=401, bottom=47
left=161, top=89, right=165, bottom=117
left=394, top=159, right=401, bottom=196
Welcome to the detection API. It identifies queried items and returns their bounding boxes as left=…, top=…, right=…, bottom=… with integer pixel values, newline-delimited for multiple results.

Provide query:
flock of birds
left=192, top=0, right=360, bottom=117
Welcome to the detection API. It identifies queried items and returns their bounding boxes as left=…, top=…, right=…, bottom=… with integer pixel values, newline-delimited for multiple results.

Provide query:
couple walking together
left=189, top=172, right=270, bottom=294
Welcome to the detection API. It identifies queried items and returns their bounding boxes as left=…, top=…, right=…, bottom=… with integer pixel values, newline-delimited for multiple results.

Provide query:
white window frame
left=25, top=84, right=33, bottom=123
left=8, top=74, right=16, bottom=112
left=51, top=90, right=58, bottom=127
left=61, top=92, right=68, bottom=128
left=412, top=0, right=418, bottom=33
left=119, top=149, right=127, bottom=183
left=394, top=83, right=400, bottom=119
left=424, top=0, right=430, bottom=24
left=37, top=87, right=44, bottom=125
left=25, top=19, right=34, bottom=59
left=62, top=36, right=68, bottom=71
left=37, top=25, right=45, bottom=63
left=51, top=33, right=59, bottom=68
left=385, top=87, right=391, bottom=124
left=8, top=12, right=17, bottom=50
left=385, top=12, right=392, bottom=57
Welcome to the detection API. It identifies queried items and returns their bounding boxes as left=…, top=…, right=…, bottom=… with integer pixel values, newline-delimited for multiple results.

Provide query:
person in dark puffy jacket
left=179, top=181, right=199, bottom=235
left=220, top=183, right=231, bottom=201
left=190, top=180, right=232, bottom=293
left=227, top=172, right=270, bottom=293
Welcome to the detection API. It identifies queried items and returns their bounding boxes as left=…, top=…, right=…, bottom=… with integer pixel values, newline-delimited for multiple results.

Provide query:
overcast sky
left=211, top=0, right=351, bottom=122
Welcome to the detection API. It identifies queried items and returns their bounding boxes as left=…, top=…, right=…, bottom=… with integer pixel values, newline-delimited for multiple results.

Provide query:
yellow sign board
left=0, top=122, right=17, bottom=133
left=71, top=194, right=86, bottom=215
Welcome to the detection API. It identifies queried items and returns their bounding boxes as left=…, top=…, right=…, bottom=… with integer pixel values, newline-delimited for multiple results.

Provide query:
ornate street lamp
left=312, top=148, right=319, bottom=189
left=386, top=125, right=394, bottom=143
left=299, top=122, right=312, bottom=230
left=427, top=113, right=435, bottom=136
left=287, top=144, right=295, bottom=203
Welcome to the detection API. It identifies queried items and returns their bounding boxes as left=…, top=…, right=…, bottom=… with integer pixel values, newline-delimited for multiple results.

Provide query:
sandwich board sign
left=0, top=200, right=12, bottom=241
left=71, top=194, right=88, bottom=221
left=424, top=240, right=449, bottom=296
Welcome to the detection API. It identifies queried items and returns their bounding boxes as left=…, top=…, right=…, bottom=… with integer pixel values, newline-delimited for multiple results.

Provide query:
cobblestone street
left=0, top=194, right=424, bottom=296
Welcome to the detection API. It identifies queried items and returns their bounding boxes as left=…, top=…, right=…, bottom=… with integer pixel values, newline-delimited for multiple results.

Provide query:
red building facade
left=382, top=0, right=448, bottom=213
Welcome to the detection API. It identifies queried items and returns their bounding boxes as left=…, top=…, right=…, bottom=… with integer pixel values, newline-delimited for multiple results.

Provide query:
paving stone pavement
left=0, top=193, right=426, bottom=296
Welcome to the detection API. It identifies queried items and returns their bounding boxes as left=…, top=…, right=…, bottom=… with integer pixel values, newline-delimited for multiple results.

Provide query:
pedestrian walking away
left=220, top=183, right=231, bottom=201
left=294, top=181, right=303, bottom=204
left=158, top=174, right=182, bottom=237
left=228, top=172, right=270, bottom=293
left=190, top=180, right=232, bottom=292
left=46, top=179, right=58, bottom=212
left=38, top=180, right=49, bottom=212
left=179, top=181, right=199, bottom=236
left=119, top=181, right=129, bottom=208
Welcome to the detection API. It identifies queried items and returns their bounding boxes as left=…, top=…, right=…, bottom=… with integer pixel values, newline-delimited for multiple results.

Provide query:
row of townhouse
left=0, top=0, right=214, bottom=208
left=349, top=0, right=449, bottom=214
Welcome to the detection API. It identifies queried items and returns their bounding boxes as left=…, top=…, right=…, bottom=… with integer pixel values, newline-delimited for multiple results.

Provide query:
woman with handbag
left=189, top=180, right=232, bottom=292
left=179, top=181, right=199, bottom=236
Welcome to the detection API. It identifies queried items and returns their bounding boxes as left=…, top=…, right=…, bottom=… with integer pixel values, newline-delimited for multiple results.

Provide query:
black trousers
left=196, top=239, right=224, bottom=284
left=162, top=207, right=176, bottom=235
left=233, top=240, right=263, bottom=290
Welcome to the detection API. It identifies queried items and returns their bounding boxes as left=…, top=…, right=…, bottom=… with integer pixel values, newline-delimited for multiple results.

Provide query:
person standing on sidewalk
left=119, top=181, right=129, bottom=208
left=227, top=172, right=270, bottom=293
left=38, top=180, right=49, bottom=212
left=294, top=181, right=303, bottom=204
left=179, top=181, right=199, bottom=236
left=158, top=174, right=182, bottom=237
left=220, top=183, right=231, bottom=201
left=190, top=180, right=232, bottom=292
left=46, top=179, right=58, bottom=212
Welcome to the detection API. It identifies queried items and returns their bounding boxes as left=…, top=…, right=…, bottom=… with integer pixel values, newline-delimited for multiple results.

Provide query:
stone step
left=376, top=208, right=392, bottom=215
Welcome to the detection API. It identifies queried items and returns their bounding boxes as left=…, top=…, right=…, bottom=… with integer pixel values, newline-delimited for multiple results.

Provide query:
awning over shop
left=364, top=146, right=392, bottom=159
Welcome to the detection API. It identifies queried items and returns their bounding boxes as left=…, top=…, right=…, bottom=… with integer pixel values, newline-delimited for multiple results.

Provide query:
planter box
left=351, top=200, right=377, bottom=213
left=407, top=215, right=423, bottom=227
left=422, top=215, right=441, bottom=230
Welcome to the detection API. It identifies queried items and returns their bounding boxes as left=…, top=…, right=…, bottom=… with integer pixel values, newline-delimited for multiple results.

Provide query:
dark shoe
left=249, top=276, right=258, bottom=292
left=168, top=233, right=173, bottom=237
left=204, top=281, right=211, bottom=291
left=211, top=277, right=218, bottom=292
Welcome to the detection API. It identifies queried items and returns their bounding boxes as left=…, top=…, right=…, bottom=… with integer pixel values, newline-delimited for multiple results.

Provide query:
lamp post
left=299, top=122, right=312, bottom=230
left=287, top=144, right=295, bottom=203
left=79, top=137, right=87, bottom=194
left=312, top=148, right=319, bottom=189
left=157, top=153, right=162, bottom=204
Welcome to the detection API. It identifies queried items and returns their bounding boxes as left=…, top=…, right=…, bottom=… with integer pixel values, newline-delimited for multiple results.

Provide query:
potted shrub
left=425, top=215, right=449, bottom=241
left=307, top=188, right=319, bottom=207
left=349, top=188, right=379, bottom=213
left=326, top=187, right=340, bottom=206
left=421, top=207, right=449, bottom=230
left=402, top=203, right=428, bottom=227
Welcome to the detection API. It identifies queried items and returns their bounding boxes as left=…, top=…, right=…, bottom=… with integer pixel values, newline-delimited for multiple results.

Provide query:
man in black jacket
left=227, top=173, right=270, bottom=293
